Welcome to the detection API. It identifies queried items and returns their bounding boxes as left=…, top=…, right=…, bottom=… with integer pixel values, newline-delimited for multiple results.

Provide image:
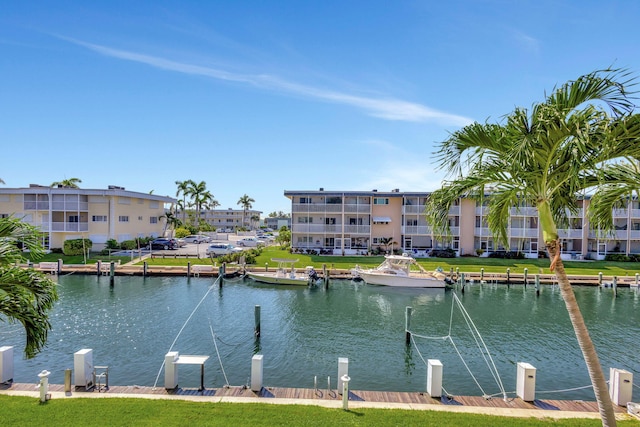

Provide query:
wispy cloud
left=59, top=36, right=474, bottom=127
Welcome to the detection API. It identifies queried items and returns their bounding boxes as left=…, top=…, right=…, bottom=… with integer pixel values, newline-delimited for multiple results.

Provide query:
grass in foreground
left=0, top=395, right=633, bottom=427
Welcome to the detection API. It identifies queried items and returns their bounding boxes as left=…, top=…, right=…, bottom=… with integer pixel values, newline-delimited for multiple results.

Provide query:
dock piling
left=254, top=305, right=261, bottom=337
left=405, top=306, right=412, bottom=345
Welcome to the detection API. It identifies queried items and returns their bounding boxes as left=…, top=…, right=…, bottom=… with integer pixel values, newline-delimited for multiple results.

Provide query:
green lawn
left=0, top=395, right=632, bottom=426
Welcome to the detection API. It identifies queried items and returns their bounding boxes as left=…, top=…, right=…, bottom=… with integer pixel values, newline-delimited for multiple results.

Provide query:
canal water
left=1, top=274, right=638, bottom=400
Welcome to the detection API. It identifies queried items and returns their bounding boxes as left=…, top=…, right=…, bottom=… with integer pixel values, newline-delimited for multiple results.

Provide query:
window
left=118, top=197, right=131, bottom=205
left=406, top=219, right=417, bottom=226
left=68, top=215, right=79, bottom=223
left=325, top=218, right=336, bottom=225
left=0, top=213, right=8, bottom=218
left=300, top=197, right=311, bottom=204
left=138, top=216, right=143, bottom=221
left=92, top=215, right=107, bottom=222
left=298, top=217, right=313, bottom=223
left=119, top=216, right=129, bottom=222
left=150, top=216, right=158, bottom=224
left=373, top=197, right=389, bottom=205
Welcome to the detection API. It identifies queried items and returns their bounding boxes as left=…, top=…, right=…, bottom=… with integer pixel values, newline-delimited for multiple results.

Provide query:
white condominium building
left=285, top=189, right=640, bottom=260
left=0, top=184, right=175, bottom=251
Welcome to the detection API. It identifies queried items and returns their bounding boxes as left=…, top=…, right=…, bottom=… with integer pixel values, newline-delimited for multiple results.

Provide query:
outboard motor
left=308, top=267, right=319, bottom=283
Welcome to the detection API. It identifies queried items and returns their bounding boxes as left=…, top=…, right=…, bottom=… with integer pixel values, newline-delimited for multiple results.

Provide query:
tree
left=160, top=211, right=182, bottom=236
left=184, top=181, right=219, bottom=230
left=378, top=237, right=397, bottom=253
left=237, top=194, right=255, bottom=228
left=424, top=69, right=640, bottom=427
left=175, top=180, right=194, bottom=225
left=0, top=216, right=58, bottom=358
left=275, top=226, right=291, bottom=248
left=50, top=177, right=82, bottom=188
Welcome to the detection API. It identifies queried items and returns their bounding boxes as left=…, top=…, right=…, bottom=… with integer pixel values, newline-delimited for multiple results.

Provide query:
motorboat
left=247, top=258, right=322, bottom=286
left=351, top=254, right=451, bottom=288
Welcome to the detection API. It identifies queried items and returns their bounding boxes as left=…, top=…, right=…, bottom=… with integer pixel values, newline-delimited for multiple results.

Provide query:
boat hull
left=357, top=271, right=447, bottom=288
left=247, top=271, right=311, bottom=286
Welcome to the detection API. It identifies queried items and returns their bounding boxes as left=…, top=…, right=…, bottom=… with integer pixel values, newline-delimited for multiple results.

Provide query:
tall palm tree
left=0, top=216, right=58, bottom=358
left=237, top=194, right=255, bottom=228
left=186, top=181, right=212, bottom=228
left=50, top=177, right=82, bottom=188
left=424, top=69, right=640, bottom=427
left=160, top=211, right=182, bottom=236
left=175, top=180, right=194, bottom=224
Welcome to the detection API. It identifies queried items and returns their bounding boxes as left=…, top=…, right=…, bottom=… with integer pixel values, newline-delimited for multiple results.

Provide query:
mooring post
left=254, top=305, right=261, bottom=337
left=109, top=261, right=115, bottom=286
left=506, top=268, right=511, bottom=286
left=220, top=263, right=225, bottom=287
left=96, top=260, right=101, bottom=276
left=523, top=268, right=528, bottom=287
left=143, top=261, right=148, bottom=277
left=323, top=263, right=329, bottom=289
left=613, top=276, right=617, bottom=297
left=535, top=274, right=540, bottom=296
left=480, top=268, right=484, bottom=282
left=405, top=306, right=412, bottom=345
left=598, top=272, right=603, bottom=287
left=187, top=262, right=191, bottom=278
left=636, top=273, right=639, bottom=287
left=57, top=259, right=62, bottom=275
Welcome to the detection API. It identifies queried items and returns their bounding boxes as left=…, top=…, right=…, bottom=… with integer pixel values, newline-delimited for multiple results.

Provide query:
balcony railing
left=510, top=207, right=538, bottom=216
left=402, top=226, right=432, bottom=235
left=403, top=205, right=424, bottom=214
left=509, top=228, right=539, bottom=238
left=557, top=229, right=583, bottom=239
left=292, top=203, right=343, bottom=213
left=50, top=222, right=89, bottom=232
left=343, top=204, right=371, bottom=213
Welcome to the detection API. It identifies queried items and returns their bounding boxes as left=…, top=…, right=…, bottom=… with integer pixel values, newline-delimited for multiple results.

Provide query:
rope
left=152, top=276, right=220, bottom=388
left=536, top=383, right=595, bottom=394
left=407, top=292, right=508, bottom=399
left=209, top=324, right=230, bottom=386
left=452, top=293, right=507, bottom=399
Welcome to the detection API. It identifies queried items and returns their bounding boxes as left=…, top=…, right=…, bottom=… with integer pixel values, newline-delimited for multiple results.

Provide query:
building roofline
left=0, top=186, right=176, bottom=203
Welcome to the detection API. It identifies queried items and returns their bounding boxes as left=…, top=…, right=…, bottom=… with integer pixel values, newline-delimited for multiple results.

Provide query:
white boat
left=351, top=254, right=450, bottom=288
left=247, top=258, right=322, bottom=286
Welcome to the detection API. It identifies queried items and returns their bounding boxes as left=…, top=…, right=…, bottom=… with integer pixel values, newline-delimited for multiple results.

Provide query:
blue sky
left=2, top=1, right=639, bottom=215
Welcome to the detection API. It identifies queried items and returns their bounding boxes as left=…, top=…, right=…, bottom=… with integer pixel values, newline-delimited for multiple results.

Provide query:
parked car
left=236, top=237, right=263, bottom=247
left=175, top=238, right=186, bottom=247
left=182, top=234, right=211, bottom=244
left=149, top=238, right=178, bottom=250
left=205, top=243, right=244, bottom=257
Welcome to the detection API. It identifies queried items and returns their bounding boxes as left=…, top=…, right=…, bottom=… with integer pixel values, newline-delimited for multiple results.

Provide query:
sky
left=2, top=1, right=640, bottom=216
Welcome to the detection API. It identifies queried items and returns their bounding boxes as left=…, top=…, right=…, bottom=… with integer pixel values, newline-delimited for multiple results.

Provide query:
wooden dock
left=0, top=382, right=626, bottom=416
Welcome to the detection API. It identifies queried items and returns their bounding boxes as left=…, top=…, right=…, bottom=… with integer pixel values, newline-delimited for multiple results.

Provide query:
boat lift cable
left=452, top=293, right=507, bottom=400
left=407, top=292, right=508, bottom=400
left=152, top=276, right=220, bottom=389
left=209, top=324, right=230, bottom=387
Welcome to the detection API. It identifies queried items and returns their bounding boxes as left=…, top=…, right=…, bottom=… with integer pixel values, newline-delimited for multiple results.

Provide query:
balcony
left=402, top=226, right=432, bottom=235
left=509, top=228, right=539, bottom=238
left=292, top=203, right=342, bottom=213
left=344, top=204, right=371, bottom=213
left=557, top=229, right=583, bottom=239
left=403, top=205, right=424, bottom=214
left=50, top=222, right=89, bottom=232
left=51, top=202, right=89, bottom=211
left=510, top=207, right=538, bottom=216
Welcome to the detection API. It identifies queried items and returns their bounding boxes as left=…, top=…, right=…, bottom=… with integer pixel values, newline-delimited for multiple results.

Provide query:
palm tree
left=424, top=69, right=640, bottom=427
left=0, top=178, right=5, bottom=184
left=0, top=216, right=58, bottom=358
left=186, top=181, right=213, bottom=228
left=50, top=177, right=82, bottom=188
left=160, top=211, right=182, bottom=236
left=237, top=194, right=255, bottom=228
left=175, top=180, right=194, bottom=224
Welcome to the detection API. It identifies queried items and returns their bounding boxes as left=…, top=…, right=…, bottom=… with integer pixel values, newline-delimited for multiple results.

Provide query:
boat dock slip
left=0, top=382, right=629, bottom=420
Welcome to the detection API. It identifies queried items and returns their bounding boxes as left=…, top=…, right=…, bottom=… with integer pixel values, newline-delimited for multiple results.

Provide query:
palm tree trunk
left=546, top=240, right=617, bottom=427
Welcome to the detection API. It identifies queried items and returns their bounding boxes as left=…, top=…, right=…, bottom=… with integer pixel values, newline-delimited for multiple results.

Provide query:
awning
left=373, top=216, right=392, bottom=223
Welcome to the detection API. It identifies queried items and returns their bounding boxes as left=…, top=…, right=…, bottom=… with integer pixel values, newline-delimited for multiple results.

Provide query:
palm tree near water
left=424, top=69, right=640, bottom=427
left=0, top=217, right=58, bottom=358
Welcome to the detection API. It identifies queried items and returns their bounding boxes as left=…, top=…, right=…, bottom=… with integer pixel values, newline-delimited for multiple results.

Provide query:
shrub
left=120, top=240, right=137, bottom=250
left=488, top=251, right=525, bottom=259
left=50, top=247, right=63, bottom=254
left=63, top=238, right=92, bottom=256
left=605, top=253, right=630, bottom=262
left=428, top=248, right=456, bottom=258
left=175, top=227, right=190, bottom=238
left=106, top=239, right=119, bottom=250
